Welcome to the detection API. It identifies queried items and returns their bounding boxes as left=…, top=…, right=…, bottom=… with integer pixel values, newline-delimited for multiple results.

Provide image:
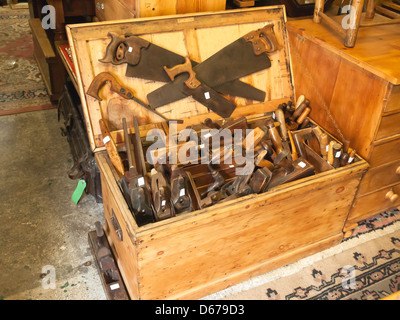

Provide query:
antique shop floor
left=0, top=109, right=107, bottom=300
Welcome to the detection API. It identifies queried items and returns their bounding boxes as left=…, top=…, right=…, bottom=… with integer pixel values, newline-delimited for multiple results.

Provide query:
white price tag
left=161, top=200, right=166, bottom=206
left=180, top=189, right=185, bottom=197
left=203, top=133, right=212, bottom=139
left=335, top=151, right=341, bottom=157
left=298, top=161, right=306, bottom=168
left=326, top=145, right=329, bottom=152
left=103, top=136, right=110, bottom=144
left=138, top=177, right=145, bottom=186
left=128, top=46, right=133, bottom=53
left=110, top=283, right=120, bottom=291
left=348, top=157, right=354, bottom=163
left=204, top=92, right=210, bottom=100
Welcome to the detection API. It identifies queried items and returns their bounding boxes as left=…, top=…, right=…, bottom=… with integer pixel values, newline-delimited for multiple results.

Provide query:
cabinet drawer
left=348, top=184, right=400, bottom=225
left=370, top=136, right=400, bottom=167
left=376, top=111, right=400, bottom=140
left=95, top=0, right=136, bottom=21
left=384, top=85, right=400, bottom=113
left=358, top=160, right=400, bottom=196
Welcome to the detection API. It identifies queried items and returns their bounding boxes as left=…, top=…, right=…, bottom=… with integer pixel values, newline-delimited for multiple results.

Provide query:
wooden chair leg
left=344, top=0, right=364, bottom=47
left=313, top=0, right=325, bottom=23
left=365, top=0, right=376, bottom=19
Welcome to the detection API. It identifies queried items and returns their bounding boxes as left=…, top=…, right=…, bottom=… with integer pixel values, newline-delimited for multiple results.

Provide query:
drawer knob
left=385, top=190, right=399, bottom=203
left=396, top=166, right=400, bottom=175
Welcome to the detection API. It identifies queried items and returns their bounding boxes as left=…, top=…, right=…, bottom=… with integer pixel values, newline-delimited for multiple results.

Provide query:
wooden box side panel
left=287, top=26, right=387, bottom=160
left=96, top=153, right=141, bottom=299
left=66, top=7, right=293, bottom=151
left=135, top=165, right=366, bottom=300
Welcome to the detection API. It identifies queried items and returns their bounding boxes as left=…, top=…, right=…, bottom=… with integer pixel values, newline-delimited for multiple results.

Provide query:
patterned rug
left=0, top=6, right=52, bottom=114
left=205, top=208, right=400, bottom=300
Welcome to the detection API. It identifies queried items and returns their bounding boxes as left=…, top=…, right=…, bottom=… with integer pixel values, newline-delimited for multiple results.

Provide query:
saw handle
left=87, top=72, right=136, bottom=101
left=99, top=32, right=150, bottom=65
left=244, top=24, right=282, bottom=55
left=164, top=57, right=201, bottom=89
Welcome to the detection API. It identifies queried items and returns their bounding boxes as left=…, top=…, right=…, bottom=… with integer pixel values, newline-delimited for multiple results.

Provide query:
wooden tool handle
left=327, top=140, right=335, bottom=165
left=258, top=23, right=282, bottom=53
left=275, top=108, right=288, bottom=140
left=267, top=122, right=284, bottom=154
left=291, top=99, right=309, bottom=120
left=295, top=95, right=305, bottom=109
left=163, top=57, right=201, bottom=89
left=242, top=127, right=266, bottom=152
left=312, top=127, right=329, bottom=159
left=99, top=119, right=125, bottom=178
left=296, top=107, right=311, bottom=125
left=87, top=72, right=136, bottom=101
left=288, top=131, right=298, bottom=161
left=244, top=23, right=282, bottom=55
left=385, top=190, right=399, bottom=203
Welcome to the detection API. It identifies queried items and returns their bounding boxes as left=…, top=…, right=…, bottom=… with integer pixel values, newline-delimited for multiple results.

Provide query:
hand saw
left=163, top=57, right=237, bottom=118
left=147, top=23, right=281, bottom=109
left=99, top=32, right=268, bottom=103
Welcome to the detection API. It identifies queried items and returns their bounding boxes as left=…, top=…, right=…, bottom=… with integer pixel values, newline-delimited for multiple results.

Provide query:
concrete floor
left=0, top=109, right=107, bottom=300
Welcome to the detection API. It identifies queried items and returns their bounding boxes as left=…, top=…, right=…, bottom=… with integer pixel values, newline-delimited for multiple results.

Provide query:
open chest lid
left=66, top=6, right=295, bottom=152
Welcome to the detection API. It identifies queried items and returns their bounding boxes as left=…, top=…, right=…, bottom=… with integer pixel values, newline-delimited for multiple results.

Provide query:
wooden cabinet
left=29, top=18, right=67, bottom=103
left=287, top=19, right=400, bottom=231
left=28, top=0, right=95, bottom=102
left=95, top=0, right=227, bottom=21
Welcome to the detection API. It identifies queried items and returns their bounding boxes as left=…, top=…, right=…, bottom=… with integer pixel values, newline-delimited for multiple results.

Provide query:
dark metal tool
left=163, top=57, right=237, bottom=118
left=150, top=168, right=175, bottom=221
left=89, top=221, right=129, bottom=300
left=87, top=72, right=183, bottom=123
left=266, top=118, right=289, bottom=165
left=122, top=117, right=154, bottom=226
left=200, top=190, right=228, bottom=208
left=221, top=163, right=254, bottom=198
left=169, top=165, right=193, bottom=214
left=274, top=108, right=292, bottom=162
left=249, top=167, right=272, bottom=194
left=268, top=158, right=315, bottom=189
left=100, top=32, right=266, bottom=102
left=147, top=23, right=282, bottom=108
left=201, top=153, right=226, bottom=197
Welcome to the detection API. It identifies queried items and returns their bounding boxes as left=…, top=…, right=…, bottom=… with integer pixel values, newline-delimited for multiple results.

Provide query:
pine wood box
left=66, top=6, right=368, bottom=300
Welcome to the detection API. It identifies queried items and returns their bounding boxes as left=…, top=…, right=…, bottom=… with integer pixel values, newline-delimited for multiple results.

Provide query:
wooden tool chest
left=67, top=6, right=368, bottom=300
left=286, top=20, right=400, bottom=234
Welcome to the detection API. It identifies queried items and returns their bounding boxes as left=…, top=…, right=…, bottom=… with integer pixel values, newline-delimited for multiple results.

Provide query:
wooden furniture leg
left=313, top=0, right=364, bottom=47
left=344, top=0, right=364, bottom=47
left=365, top=0, right=376, bottom=19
